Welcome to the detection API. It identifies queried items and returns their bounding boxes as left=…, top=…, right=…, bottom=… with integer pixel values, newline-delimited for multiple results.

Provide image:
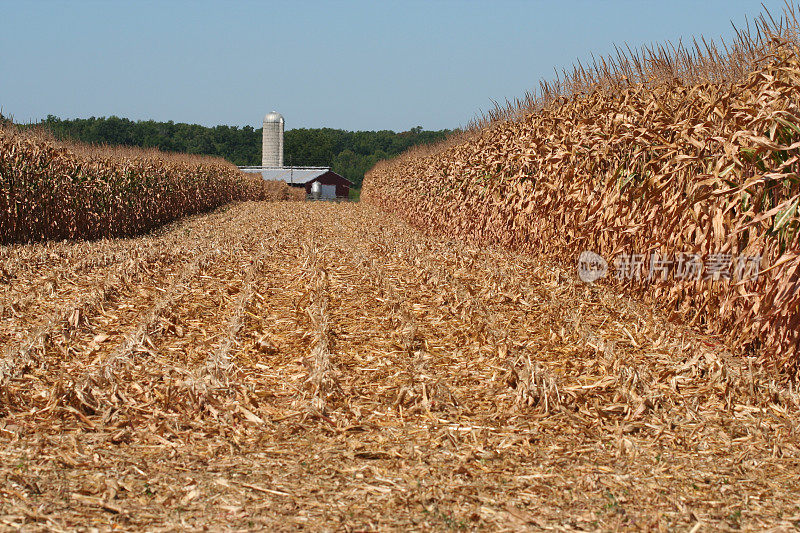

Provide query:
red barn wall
left=302, top=171, right=352, bottom=197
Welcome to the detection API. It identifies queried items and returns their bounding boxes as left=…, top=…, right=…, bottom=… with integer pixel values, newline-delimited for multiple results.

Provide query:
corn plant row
left=403, top=212, right=782, bottom=415
left=80, top=247, right=218, bottom=399
left=364, top=41, right=800, bottom=375
left=347, top=235, right=434, bottom=412
left=148, top=224, right=274, bottom=420
left=410, top=232, right=664, bottom=414
left=0, top=127, right=296, bottom=244
left=300, top=242, right=339, bottom=414
left=0, top=244, right=188, bottom=392
left=0, top=201, right=248, bottom=397
left=358, top=213, right=556, bottom=411
left=0, top=193, right=244, bottom=281
left=0, top=207, right=230, bottom=324
left=397, top=236, right=563, bottom=411
left=201, top=242, right=271, bottom=388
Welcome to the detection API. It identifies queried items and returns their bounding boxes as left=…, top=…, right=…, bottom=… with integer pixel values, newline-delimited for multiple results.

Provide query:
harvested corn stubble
left=3, top=201, right=797, bottom=530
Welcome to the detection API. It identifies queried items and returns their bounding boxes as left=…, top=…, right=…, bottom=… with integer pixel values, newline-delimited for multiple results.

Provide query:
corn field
left=0, top=126, right=298, bottom=243
left=2, top=5, right=800, bottom=530
left=363, top=8, right=800, bottom=375
left=0, top=201, right=798, bottom=529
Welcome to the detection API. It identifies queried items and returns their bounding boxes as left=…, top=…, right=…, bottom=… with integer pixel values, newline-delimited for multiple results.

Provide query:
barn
left=239, top=166, right=353, bottom=199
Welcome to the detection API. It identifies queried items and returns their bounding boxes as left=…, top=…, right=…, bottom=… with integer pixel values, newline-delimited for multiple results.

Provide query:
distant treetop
left=32, top=115, right=453, bottom=188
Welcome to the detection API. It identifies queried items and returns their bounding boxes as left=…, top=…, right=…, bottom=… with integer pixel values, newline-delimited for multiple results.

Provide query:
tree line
left=32, top=115, right=454, bottom=188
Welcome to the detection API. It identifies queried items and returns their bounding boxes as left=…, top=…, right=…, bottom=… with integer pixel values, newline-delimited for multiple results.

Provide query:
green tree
left=30, top=116, right=453, bottom=186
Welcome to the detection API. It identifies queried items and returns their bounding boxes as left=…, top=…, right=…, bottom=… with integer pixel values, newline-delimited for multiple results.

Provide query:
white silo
left=262, top=111, right=284, bottom=167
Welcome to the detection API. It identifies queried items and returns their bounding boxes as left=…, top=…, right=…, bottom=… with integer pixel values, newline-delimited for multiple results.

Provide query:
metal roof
left=263, top=111, right=284, bottom=124
left=239, top=166, right=331, bottom=185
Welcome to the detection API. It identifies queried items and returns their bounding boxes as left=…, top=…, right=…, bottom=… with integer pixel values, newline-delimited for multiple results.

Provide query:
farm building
left=239, top=111, right=353, bottom=199
left=239, top=166, right=352, bottom=199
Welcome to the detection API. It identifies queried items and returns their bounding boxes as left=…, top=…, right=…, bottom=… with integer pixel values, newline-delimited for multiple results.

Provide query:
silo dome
left=262, top=111, right=285, bottom=167
left=264, top=111, right=284, bottom=124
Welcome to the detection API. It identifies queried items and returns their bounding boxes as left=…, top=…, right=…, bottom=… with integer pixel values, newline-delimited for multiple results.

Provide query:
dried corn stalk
left=363, top=19, right=800, bottom=374
left=0, top=126, right=299, bottom=244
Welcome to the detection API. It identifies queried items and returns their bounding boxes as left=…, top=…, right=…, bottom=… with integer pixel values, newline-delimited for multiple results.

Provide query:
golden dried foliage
left=363, top=9, right=800, bottom=374
left=0, top=126, right=297, bottom=243
left=3, top=202, right=800, bottom=529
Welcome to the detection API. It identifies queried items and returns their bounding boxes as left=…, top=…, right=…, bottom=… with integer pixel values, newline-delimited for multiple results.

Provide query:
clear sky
left=1, top=0, right=790, bottom=132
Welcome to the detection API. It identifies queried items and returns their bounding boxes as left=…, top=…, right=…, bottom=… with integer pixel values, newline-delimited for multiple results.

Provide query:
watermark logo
left=577, top=251, right=608, bottom=283
left=577, top=250, right=761, bottom=284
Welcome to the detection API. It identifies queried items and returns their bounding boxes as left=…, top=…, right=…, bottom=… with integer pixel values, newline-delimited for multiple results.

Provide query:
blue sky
left=0, top=1, right=789, bottom=131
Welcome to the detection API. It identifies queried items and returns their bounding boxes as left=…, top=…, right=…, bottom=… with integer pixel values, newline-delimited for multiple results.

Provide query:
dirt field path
left=1, top=201, right=798, bottom=531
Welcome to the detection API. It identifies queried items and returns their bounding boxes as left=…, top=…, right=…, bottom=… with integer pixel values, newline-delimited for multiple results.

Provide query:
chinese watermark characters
left=577, top=250, right=761, bottom=284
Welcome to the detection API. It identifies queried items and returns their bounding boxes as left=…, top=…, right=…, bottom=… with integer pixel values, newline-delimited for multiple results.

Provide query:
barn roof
left=239, top=167, right=327, bottom=185
left=239, top=166, right=353, bottom=185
